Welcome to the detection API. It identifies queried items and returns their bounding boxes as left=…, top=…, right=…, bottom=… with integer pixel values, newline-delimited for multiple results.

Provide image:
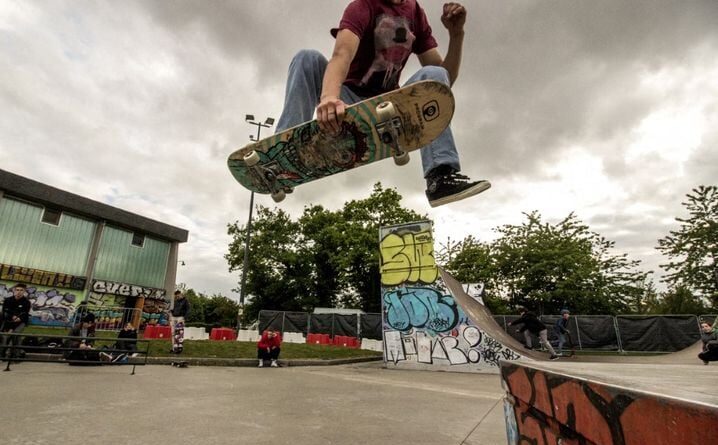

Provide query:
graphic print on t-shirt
left=360, top=14, right=416, bottom=91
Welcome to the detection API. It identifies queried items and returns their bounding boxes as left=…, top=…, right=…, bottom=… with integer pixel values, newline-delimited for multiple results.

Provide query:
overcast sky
left=2, top=1, right=717, bottom=301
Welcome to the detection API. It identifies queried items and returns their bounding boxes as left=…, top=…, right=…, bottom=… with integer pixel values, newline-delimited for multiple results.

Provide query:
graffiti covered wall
left=88, top=279, right=169, bottom=327
left=380, top=221, right=522, bottom=373
left=0, top=282, right=80, bottom=326
left=0, top=264, right=86, bottom=326
left=501, top=362, right=718, bottom=444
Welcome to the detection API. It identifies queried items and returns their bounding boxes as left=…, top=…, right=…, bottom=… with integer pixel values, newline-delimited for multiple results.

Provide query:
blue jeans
left=275, top=50, right=461, bottom=178
left=557, top=333, right=567, bottom=354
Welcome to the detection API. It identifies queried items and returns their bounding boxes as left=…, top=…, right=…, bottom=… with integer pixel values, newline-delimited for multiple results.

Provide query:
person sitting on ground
left=115, top=322, right=138, bottom=353
left=509, top=306, right=559, bottom=360
left=65, top=314, right=100, bottom=364
left=257, top=329, right=282, bottom=368
left=555, top=309, right=571, bottom=356
left=1, top=283, right=31, bottom=361
left=698, top=321, right=718, bottom=365
left=101, top=322, right=139, bottom=363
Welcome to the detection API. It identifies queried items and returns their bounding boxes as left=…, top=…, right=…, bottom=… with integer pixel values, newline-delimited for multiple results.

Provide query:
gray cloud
left=1, top=1, right=716, bottom=298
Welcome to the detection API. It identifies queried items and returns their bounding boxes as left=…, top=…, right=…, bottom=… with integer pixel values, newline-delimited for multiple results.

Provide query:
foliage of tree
left=226, top=183, right=425, bottom=322
left=223, top=184, right=717, bottom=321
left=444, top=212, right=651, bottom=315
left=650, top=285, right=709, bottom=315
left=174, top=284, right=239, bottom=327
left=657, top=185, right=718, bottom=309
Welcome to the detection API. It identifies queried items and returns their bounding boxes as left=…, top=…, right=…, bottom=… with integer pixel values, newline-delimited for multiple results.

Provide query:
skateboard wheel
left=271, top=190, right=286, bottom=203
left=243, top=150, right=260, bottom=167
left=393, top=151, right=410, bottom=166
left=376, top=101, right=396, bottom=121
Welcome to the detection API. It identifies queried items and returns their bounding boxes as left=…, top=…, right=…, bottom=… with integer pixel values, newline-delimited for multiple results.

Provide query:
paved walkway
left=1, top=361, right=507, bottom=445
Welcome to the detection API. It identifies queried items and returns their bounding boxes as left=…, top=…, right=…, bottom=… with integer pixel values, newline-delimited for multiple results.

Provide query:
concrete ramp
left=438, top=267, right=550, bottom=362
left=440, top=267, right=710, bottom=365
left=380, top=221, right=528, bottom=373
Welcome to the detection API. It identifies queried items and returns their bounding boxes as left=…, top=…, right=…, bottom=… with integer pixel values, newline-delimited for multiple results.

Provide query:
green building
left=0, top=169, right=188, bottom=329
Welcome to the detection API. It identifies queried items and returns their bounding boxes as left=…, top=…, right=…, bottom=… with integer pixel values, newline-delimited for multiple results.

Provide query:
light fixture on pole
left=238, top=115, right=275, bottom=314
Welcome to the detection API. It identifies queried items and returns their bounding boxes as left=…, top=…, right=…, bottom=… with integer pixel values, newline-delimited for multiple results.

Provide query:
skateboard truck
left=375, top=102, right=409, bottom=166
left=242, top=150, right=290, bottom=203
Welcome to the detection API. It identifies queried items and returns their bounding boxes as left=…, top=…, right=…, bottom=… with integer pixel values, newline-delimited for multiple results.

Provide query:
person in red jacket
left=257, top=330, right=282, bottom=367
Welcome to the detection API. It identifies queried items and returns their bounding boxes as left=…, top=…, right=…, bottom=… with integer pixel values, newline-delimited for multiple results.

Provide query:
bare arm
left=317, top=29, right=360, bottom=134
left=417, top=2, right=466, bottom=86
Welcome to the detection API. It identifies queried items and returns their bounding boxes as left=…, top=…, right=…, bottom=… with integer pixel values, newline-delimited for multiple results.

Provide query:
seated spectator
left=257, top=329, right=282, bottom=368
left=699, top=321, right=718, bottom=365
left=101, top=323, right=139, bottom=363
left=1, top=283, right=31, bottom=361
left=65, top=314, right=100, bottom=365
left=115, top=322, right=138, bottom=353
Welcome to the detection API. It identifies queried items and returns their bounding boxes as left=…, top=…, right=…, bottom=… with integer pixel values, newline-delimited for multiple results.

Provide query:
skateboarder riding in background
left=555, top=309, right=572, bottom=356
left=510, top=306, right=559, bottom=360
left=275, top=0, right=489, bottom=207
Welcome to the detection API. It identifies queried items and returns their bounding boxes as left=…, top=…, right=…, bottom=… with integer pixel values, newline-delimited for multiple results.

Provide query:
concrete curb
left=147, top=356, right=383, bottom=367
left=22, top=353, right=383, bottom=367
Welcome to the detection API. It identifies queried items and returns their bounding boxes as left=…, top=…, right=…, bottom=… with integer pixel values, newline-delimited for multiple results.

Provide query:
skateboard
left=171, top=361, right=188, bottom=368
left=227, top=80, right=454, bottom=202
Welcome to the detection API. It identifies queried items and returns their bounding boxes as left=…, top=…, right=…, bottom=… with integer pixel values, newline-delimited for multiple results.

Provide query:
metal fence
left=495, top=313, right=717, bottom=353
left=258, top=310, right=382, bottom=340
left=73, top=305, right=143, bottom=332
left=0, top=332, right=150, bottom=374
left=258, top=310, right=715, bottom=352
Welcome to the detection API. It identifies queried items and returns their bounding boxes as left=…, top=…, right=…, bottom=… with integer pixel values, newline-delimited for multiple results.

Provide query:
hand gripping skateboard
left=227, top=80, right=454, bottom=202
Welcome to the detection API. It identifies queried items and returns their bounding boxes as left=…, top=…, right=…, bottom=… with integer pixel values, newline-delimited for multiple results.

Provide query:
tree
left=654, top=285, right=708, bottom=315
left=657, top=185, right=718, bottom=309
left=445, top=212, right=650, bottom=315
left=204, top=294, right=241, bottom=327
left=225, top=183, right=425, bottom=320
left=173, top=284, right=238, bottom=326
left=182, top=288, right=206, bottom=323
left=337, top=184, right=425, bottom=312
left=226, top=206, right=310, bottom=322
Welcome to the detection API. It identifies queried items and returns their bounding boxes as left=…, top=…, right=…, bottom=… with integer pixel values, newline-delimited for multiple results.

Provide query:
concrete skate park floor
left=0, top=361, right=508, bottom=445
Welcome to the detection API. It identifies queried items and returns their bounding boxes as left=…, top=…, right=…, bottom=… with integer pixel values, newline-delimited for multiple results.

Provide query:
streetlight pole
left=238, top=115, right=274, bottom=328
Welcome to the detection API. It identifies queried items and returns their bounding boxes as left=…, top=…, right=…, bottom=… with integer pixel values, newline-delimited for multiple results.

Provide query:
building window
left=41, top=208, right=62, bottom=226
left=131, top=232, right=145, bottom=248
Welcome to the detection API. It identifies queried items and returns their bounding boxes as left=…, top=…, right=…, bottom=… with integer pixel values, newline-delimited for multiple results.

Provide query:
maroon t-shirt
left=331, top=0, right=437, bottom=97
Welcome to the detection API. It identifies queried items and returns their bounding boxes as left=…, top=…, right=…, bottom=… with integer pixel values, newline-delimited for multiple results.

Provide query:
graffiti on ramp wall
left=380, top=221, right=522, bottom=371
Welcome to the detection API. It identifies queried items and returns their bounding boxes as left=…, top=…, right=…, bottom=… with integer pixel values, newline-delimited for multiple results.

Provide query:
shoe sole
left=429, top=181, right=491, bottom=208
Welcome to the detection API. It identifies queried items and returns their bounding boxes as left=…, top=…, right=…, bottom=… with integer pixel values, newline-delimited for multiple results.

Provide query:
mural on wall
left=501, top=363, right=718, bottom=444
left=380, top=221, right=522, bottom=371
left=0, top=263, right=86, bottom=290
left=0, top=282, right=79, bottom=326
left=383, top=293, right=521, bottom=368
left=88, top=279, right=169, bottom=327
left=380, top=226, right=438, bottom=286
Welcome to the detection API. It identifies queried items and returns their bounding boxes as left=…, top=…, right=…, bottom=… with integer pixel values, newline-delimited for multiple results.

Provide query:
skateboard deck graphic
left=227, top=80, right=454, bottom=202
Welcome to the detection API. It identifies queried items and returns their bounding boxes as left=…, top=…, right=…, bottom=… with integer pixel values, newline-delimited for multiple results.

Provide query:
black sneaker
left=425, top=169, right=491, bottom=207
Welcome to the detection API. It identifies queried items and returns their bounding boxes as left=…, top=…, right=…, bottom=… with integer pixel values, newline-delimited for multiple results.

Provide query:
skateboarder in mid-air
left=275, top=0, right=489, bottom=207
